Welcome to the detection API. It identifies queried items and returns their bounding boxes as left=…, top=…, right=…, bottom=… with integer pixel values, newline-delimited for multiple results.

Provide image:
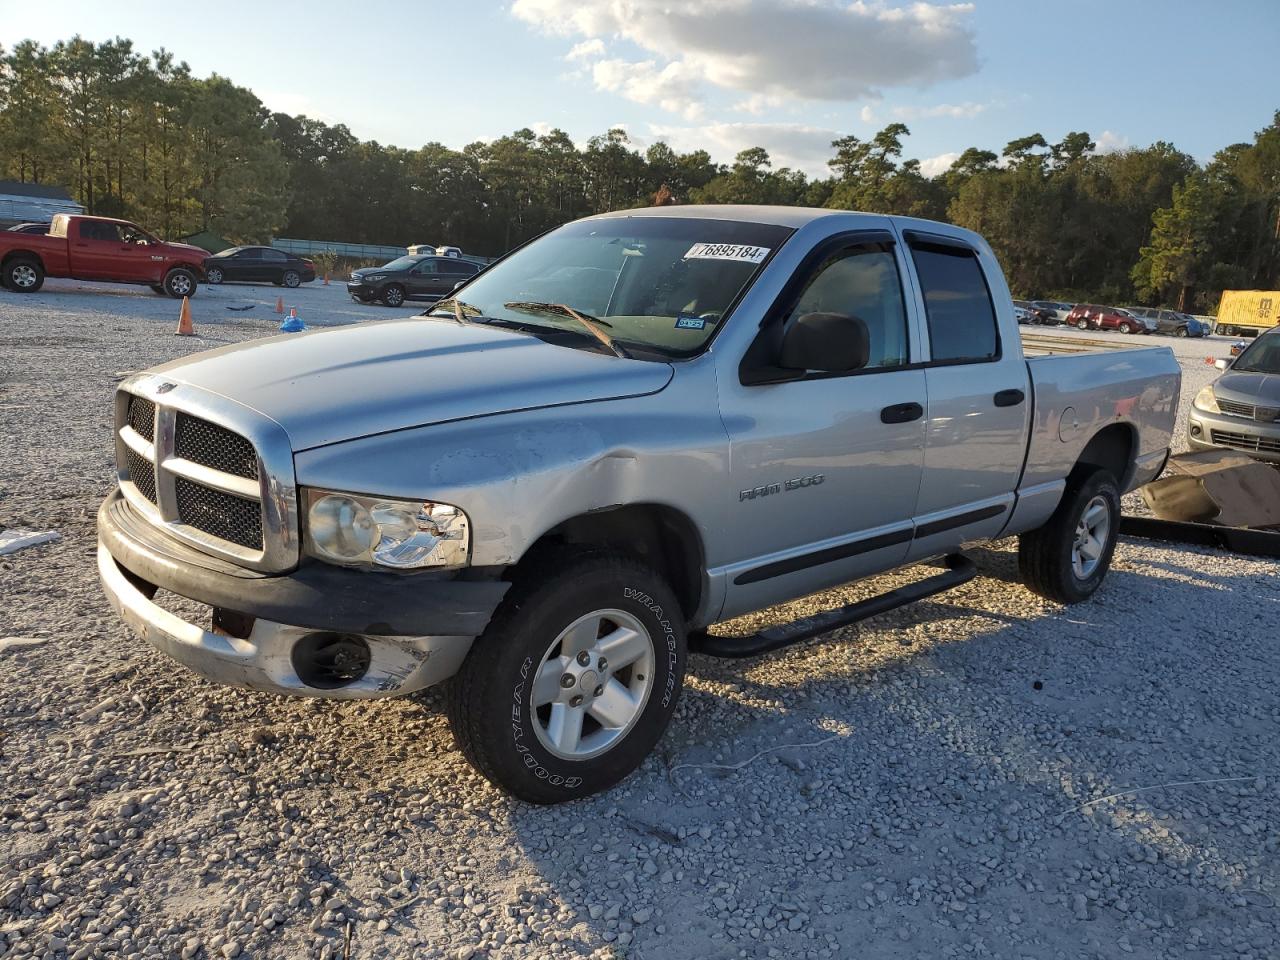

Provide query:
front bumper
left=1188, top=409, right=1280, bottom=463
left=346, top=281, right=376, bottom=301
left=97, top=491, right=509, bottom=697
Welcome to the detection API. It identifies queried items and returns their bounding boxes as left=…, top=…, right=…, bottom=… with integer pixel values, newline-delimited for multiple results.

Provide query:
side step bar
left=689, top=554, right=976, bottom=659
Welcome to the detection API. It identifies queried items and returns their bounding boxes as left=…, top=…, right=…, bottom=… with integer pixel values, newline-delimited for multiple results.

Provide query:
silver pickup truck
left=98, top=206, right=1180, bottom=802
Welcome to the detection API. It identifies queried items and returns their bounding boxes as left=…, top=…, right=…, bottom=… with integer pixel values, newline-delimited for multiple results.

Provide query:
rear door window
left=908, top=240, right=999, bottom=363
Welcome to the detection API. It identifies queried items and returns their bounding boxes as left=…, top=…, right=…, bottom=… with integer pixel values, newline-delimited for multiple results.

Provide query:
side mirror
left=1215, top=358, right=1229, bottom=370
left=779, top=312, right=870, bottom=373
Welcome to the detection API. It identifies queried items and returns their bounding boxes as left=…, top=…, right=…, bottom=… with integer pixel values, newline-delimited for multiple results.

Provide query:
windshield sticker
left=683, top=242, right=770, bottom=264
left=674, top=314, right=707, bottom=330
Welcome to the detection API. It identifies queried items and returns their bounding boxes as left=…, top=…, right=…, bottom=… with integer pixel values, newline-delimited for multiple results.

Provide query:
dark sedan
left=347, top=255, right=480, bottom=307
left=203, top=246, right=316, bottom=288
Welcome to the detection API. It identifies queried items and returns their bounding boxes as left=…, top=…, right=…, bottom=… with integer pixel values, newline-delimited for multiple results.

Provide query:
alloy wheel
left=529, top=609, right=655, bottom=761
left=1071, top=495, right=1111, bottom=580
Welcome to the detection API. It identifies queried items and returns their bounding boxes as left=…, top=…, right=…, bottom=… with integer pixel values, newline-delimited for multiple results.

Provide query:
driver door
left=718, top=235, right=927, bottom=618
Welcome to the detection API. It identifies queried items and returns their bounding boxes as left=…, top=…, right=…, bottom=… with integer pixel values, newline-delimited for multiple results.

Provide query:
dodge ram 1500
left=97, top=206, right=1180, bottom=802
left=0, top=214, right=206, bottom=297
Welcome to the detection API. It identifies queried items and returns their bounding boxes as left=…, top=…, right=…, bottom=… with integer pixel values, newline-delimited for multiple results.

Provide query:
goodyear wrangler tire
left=446, top=552, right=686, bottom=803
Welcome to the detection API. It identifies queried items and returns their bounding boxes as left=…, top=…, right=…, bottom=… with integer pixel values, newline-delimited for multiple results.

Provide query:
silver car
left=1189, top=327, right=1280, bottom=461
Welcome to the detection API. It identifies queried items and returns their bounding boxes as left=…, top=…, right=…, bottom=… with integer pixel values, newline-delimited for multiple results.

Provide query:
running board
left=689, top=554, right=976, bottom=659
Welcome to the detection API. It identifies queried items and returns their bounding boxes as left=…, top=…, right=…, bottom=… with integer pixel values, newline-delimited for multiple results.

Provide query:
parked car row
left=1062, top=303, right=1208, bottom=337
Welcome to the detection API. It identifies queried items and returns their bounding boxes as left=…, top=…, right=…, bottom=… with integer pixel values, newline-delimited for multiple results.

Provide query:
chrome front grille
left=1217, top=398, right=1280, bottom=423
left=1211, top=430, right=1280, bottom=455
left=113, top=375, right=299, bottom=572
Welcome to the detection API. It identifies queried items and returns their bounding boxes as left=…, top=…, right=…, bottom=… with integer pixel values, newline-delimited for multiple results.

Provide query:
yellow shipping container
left=1215, top=290, right=1280, bottom=336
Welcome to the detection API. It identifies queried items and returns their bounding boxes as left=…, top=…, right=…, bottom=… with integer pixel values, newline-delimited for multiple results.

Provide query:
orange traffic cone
left=275, top=296, right=284, bottom=314
left=174, top=296, right=195, bottom=336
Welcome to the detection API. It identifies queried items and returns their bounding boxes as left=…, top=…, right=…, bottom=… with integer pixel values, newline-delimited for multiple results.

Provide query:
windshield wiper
left=503, top=301, right=629, bottom=358
left=427, top=297, right=484, bottom=325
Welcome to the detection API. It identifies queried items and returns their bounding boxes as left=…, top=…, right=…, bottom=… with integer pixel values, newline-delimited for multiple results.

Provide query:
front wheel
left=381, top=284, right=405, bottom=307
left=162, top=267, right=196, bottom=298
left=282, top=270, right=300, bottom=288
left=1018, top=469, right=1120, bottom=604
left=1076, top=318, right=1089, bottom=330
left=1119, top=322, right=1133, bottom=334
left=1176, top=326, right=1188, bottom=338
left=446, top=552, right=686, bottom=803
left=4, top=258, right=44, bottom=293
left=206, top=267, right=224, bottom=285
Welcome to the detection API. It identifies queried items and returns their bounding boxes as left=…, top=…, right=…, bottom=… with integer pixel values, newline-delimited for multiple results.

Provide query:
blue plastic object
left=280, top=312, right=305, bottom=333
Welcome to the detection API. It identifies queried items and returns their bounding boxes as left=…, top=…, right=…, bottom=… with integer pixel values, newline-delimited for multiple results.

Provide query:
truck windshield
left=436, top=216, right=793, bottom=359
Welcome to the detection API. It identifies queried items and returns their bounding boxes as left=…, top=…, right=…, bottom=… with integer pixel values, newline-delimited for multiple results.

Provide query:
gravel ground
left=1, top=281, right=1276, bottom=960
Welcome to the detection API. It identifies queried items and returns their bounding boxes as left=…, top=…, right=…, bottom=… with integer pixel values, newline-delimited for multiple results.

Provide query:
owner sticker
left=674, top=314, right=706, bottom=330
left=683, top=242, right=770, bottom=264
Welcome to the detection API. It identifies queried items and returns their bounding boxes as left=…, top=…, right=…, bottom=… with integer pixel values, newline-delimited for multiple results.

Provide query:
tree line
left=1, top=36, right=1275, bottom=310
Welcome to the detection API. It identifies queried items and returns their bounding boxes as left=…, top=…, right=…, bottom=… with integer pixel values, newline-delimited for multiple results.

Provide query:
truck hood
left=1216, top=370, right=1280, bottom=405
left=149, top=318, right=674, bottom=450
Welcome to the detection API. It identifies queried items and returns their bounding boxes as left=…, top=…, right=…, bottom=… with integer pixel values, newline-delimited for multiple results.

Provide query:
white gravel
left=1, top=282, right=1276, bottom=960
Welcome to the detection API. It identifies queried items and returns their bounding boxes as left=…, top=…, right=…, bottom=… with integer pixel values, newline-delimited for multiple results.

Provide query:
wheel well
left=1070, top=424, right=1135, bottom=490
left=1, top=250, right=42, bottom=269
left=522, top=504, right=704, bottom=621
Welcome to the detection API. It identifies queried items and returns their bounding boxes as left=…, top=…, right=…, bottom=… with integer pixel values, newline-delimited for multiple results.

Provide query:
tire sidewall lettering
left=509, top=655, right=582, bottom=791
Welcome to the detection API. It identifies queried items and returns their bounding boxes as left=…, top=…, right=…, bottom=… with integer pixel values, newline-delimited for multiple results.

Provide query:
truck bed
left=1020, top=341, right=1181, bottom=494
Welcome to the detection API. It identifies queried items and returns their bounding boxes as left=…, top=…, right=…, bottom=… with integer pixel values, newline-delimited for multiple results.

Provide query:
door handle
left=994, top=389, right=1025, bottom=407
left=881, top=402, right=924, bottom=424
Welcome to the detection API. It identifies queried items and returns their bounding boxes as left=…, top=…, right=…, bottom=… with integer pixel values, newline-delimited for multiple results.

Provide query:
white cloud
left=919, top=151, right=960, bottom=176
left=592, top=59, right=705, bottom=120
left=893, top=101, right=987, bottom=120
left=648, top=121, right=841, bottom=178
left=1094, top=130, right=1131, bottom=154
left=860, top=105, right=877, bottom=124
left=512, top=0, right=979, bottom=115
left=565, top=38, right=605, bottom=61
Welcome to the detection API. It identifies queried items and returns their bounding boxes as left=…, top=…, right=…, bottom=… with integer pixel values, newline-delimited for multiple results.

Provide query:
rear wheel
left=4, top=258, right=44, bottom=293
left=446, top=551, right=686, bottom=803
left=162, top=267, right=196, bottom=298
left=282, top=269, right=301, bottom=288
left=381, top=284, right=405, bottom=307
left=1076, top=318, right=1089, bottom=330
left=1018, top=469, right=1120, bottom=604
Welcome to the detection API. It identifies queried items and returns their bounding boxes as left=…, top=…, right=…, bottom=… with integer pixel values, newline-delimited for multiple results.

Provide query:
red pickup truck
left=0, top=214, right=208, bottom=298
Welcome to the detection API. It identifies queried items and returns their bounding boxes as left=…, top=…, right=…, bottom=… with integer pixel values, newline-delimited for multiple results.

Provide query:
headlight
left=304, top=489, right=470, bottom=570
left=1193, top=386, right=1220, bottom=414
left=367, top=274, right=386, bottom=282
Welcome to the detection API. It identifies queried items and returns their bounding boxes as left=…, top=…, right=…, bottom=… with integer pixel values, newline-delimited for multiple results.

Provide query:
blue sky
left=2, top=0, right=1276, bottom=177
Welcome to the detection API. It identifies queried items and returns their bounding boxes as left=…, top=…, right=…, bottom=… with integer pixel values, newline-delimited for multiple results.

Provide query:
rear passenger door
left=440, top=258, right=477, bottom=293
left=260, top=248, right=290, bottom=281
left=406, top=258, right=440, bottom=299
left=901, top=232, right=1031, bottom=561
